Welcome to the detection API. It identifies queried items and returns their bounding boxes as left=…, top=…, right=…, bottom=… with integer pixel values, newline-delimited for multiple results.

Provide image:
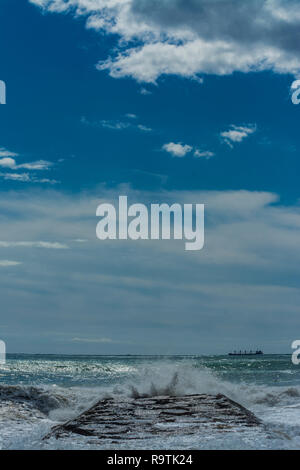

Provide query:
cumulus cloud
left=221, top=124, right=256, bottom=147
left=194, top=149, right=215, bottom=159
left=30, top=0, right=300, bottom=83
left=0, top=158, right=16, bottom=169
left=0, top=145, right=57, bottom=184
left=0, top=157, right=53, bottom=170
left=162, top=142, right=193, bottom=157
left=163, top=143, right=214, bottom=158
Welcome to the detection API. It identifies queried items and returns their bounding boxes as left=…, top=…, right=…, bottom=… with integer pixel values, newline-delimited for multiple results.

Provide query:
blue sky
left=0, top=0, right=300, bottom=354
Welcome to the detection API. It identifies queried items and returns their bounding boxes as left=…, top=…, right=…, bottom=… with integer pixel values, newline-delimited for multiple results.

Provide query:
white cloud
left=221, top=125, right=256, bottom=147
left=82, top=115, right=152, bottom=133
left=0, top=241, right=68, bottom=249
left=72, top=337, right=116, bottom=344
left=0, top=147, right=57, bottom=184
left=162, top=142, right=192, bottom=157
left=18, top=160, right=53, bottom=170
left=2, top=186, right=300, bottom=352
left=163, top=143, right=214, bottom=158
left=100, top=119, right=130, bottom=130
left=30, top=0, right=300, bottom=83
left=33, top=177, right=58, bottom=184
left=137, top=124, right=152, bottom=132
left=0, top=147, right=18, bottom=158
left=0, top=172, right=31, bottom=182
left=0, top=260, right=22, bottom=267
left=98, top=40, right=292, bottom=83
left=194, top=149, right=215, bottom=159
left=81, top=115, right=130, bottom=130
left=0, top=158, right=16, bottom=169
left=0, top=172, right=58, bottom=184
left=140, top=88, right=152, bottom=95
left=0, top=158, right=53, bottom=170
left=125, top=113, right=137, bottom=119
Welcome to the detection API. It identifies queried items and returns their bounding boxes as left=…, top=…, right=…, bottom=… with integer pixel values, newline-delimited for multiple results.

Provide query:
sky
left=0, top=0, right=300, bottom=354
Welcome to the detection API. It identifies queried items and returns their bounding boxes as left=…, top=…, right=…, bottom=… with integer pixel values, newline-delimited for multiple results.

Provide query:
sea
left=0, top=354, right=299, bottom=450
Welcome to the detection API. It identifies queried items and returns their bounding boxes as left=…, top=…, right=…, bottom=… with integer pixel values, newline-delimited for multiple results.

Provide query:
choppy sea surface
left=0, top=354, right=300, bottom=449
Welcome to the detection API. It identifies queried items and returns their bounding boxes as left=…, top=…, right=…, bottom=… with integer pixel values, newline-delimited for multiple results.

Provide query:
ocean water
left=0, top=354, right=300, bottom=449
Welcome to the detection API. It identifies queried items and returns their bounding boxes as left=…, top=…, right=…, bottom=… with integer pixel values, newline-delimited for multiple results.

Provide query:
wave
left=1, top=363, right=299, bottom=415
left=1, top=361, right=300, bottom=449
left=96, top=362, right=300, bottom=412
left=0, top=384, right=70, bottom=414
left=252, top=387, right=300, bottom=407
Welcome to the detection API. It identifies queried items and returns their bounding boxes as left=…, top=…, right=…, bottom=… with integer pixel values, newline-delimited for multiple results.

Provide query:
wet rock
left=44, top=394, right=261, bottom=444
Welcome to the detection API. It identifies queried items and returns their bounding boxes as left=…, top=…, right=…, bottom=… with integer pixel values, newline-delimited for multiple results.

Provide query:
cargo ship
left=228, top=350, right=263, bottom=356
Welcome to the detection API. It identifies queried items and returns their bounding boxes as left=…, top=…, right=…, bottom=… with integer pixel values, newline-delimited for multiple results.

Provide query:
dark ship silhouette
left=228, top=350, right=263, bottom=356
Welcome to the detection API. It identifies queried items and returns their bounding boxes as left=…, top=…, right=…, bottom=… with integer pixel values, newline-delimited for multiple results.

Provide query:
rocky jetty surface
left=44, top=393, right=262, bottom=445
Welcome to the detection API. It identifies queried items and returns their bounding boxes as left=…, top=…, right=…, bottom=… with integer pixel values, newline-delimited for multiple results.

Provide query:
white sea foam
left=1, top=358, right=300, bottom=449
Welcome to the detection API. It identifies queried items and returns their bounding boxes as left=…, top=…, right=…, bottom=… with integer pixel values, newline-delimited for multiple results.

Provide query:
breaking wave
left=1, top=358, right=300, bottom=449
left=1, top=363, right=300, bottom=415
left=0, top=384, right=70, bottom=414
